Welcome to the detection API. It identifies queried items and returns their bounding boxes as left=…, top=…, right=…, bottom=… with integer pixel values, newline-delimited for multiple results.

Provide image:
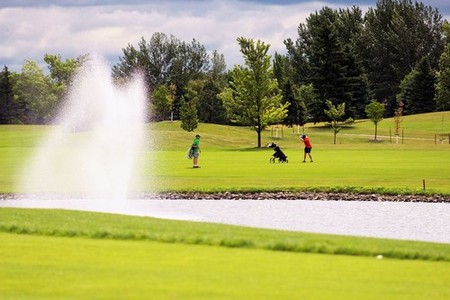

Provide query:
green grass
left=1, top=112, right=450, bottom=298
left=2, top=111, right=448, bottom=195
left=2, top=208, right=449, bottom=261
left=0, top=208, right=449, bottom=299
left=2, top=232, right=449, bottom=300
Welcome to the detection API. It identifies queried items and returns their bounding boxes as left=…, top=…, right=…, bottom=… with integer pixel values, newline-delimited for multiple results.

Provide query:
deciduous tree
left=324, top=100, right=346, bottom=144
left=219, top=37, right=288, bottom=148
left=365, top=100, right=385, bottom=141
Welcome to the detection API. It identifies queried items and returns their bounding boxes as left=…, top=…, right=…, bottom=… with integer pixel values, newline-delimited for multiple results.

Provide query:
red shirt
left=302, top=136, right=312, bottom=148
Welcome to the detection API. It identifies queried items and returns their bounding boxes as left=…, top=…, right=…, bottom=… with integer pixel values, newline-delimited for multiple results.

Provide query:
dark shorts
left=304, top=147, right=312, bottom=153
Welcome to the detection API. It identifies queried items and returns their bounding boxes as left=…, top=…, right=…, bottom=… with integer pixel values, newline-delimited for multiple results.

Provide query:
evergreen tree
left=361, top=0, right=444, bottom=115
left=273, top=53, right=306, bottom=127
left=403, top=57, right=436, bottom=114
left=180, top=81, right=199, bottom=132
left=0, top=66, right=14, bottom=124
left=435, top=43, right=450, bottom=111
left=197, top=79, right=227, bottom=124
left=307, top=7, right=349, bottom=122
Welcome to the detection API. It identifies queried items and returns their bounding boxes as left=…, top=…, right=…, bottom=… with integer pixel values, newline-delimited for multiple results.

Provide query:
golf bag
left=268, top=142, right=288, bottom=163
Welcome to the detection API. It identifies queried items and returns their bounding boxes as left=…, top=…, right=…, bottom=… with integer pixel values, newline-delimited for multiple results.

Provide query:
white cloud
left=0, top=1, right=328, bottom=71
left=0, top=0, right=444, bottom=72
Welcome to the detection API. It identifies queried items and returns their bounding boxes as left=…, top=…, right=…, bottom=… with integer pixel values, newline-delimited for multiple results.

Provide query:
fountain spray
left=19, top=55, right=148, bottom=203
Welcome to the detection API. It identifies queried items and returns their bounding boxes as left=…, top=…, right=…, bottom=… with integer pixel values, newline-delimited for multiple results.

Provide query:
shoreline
left=150, top=191, right=450, bottom=203
left=1, top=191, right=449, bottom=203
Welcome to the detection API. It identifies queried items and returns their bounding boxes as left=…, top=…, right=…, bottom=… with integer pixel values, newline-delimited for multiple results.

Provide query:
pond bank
left=1, top=192, right=449, bottom=203
left=146, top=191, right=450, bottom=203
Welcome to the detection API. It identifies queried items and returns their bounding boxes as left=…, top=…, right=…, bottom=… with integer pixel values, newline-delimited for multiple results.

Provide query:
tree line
left=1, top=0, right=449, bottom=135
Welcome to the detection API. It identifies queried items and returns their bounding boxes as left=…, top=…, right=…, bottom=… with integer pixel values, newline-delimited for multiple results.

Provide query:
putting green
left=1, top=232, right=449, bottom=299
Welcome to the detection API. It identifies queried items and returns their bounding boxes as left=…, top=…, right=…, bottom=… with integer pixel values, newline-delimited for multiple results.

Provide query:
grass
left=1, top=232, right=449, bottom=299
left=2, top=111, right=449, bottom=195
left=1, top=112, right=450, bottom=298
left=0, top=208, right=449, bottom=299
left=2, top=208, right=449, bottom=261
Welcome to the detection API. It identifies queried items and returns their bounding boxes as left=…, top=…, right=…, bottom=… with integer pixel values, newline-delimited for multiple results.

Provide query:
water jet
left=18, top=55, right=148, bottom=204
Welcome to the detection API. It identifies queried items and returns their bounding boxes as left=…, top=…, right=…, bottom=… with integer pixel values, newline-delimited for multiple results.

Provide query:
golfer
left=191, top=134, right=201, bottom=168
left=300, top=134, right=313, bottom=162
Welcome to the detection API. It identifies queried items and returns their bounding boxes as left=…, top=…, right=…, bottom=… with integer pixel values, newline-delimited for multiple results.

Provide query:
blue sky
left=1, top=0, right=449, bottom=72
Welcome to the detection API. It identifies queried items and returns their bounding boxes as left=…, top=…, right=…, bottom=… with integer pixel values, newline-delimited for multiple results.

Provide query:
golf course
left=0, top=111, right=449, bottom=299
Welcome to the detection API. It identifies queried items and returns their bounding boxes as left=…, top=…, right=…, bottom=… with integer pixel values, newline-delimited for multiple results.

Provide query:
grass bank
left=1, top=208, right=449, bottom=261
left=1, top=208, right=449, bottom=299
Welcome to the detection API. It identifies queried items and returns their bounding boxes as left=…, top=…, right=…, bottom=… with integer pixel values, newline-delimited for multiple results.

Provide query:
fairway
left=1, top=111, right=449, bottom=195
left=0, top=113, right=449, bottom=298
left=1, top=232, right=449, bottom=299
left=143, top=147, right=450, bottom=194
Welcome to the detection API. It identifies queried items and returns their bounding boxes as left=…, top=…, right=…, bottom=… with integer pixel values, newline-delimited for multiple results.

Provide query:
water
left=8, top=54, right=448, bottom=244
left=1, top=199, right=449, bottom=244
left=18, top=55, right=147, bottom=201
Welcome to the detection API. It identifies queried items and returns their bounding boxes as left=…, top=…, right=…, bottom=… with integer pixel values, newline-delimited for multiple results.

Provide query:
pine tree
left=435, top=43, right=450, bottom=111
left=0, top=66, right=14, bottom=124
left=306, top=7, right=349, bottom=122
left=404, top=57, right=436, bottom=114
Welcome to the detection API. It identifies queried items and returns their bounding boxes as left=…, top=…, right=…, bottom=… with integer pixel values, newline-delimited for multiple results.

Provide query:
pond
left=1, top=198, right=449, bottom=244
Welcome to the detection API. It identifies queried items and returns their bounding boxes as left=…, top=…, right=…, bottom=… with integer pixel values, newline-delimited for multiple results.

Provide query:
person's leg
left=303, top=150, right=306, bottom=162
left=193, top=152, right=199, bottom=167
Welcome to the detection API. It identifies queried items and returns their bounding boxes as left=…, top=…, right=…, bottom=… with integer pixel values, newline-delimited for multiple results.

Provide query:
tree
left=365, top=100, right=385, bottom=141
left=393, top=101, right=404, bottom=143
left=403, top=57, right=436, bottom=114
left=0, top=66, right=15, bottom=124
left=307, top=7, right=349, bottom=122
left=197, top=78, right=227, bottom=124
left=286, top=7, right=369, bottom=122
left=180, top=81, right=199, bottom=132
left=151, top=84, right=175, bottom=121
left=435, top=42, right=450, bottom=111
left=112, top=33, right=212, bottom=120
left=197, top=50, right=228, bottom=124
left=324, top=100, right=345, bottom=144
left=361, top=0, right=444, bottom=114
left=273, top=53, right=307, bottom=128
left=44, top=53, right=86, bottom=101
left=219, top=37, right=289, bottom=148
left=14, top=60, right=57, bottom=124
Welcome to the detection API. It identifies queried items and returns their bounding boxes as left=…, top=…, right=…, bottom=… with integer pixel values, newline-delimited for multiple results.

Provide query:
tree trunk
left=257, top=129, right=262, bottom=148
left=375, top=123, right=378, bottom=140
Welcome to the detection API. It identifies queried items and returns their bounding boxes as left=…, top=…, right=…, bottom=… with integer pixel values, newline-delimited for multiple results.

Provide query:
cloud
left=1, top=1, right=323, bottom=71
left=0, top=0, right=445, bottom=73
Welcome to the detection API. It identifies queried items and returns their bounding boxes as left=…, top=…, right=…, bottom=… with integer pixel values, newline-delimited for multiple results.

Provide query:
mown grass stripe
left=1, top=208, right=449, bottom=261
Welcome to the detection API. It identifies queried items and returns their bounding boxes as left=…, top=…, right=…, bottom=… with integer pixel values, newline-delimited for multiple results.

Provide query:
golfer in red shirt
left=300, top=134, right=313, bottom=163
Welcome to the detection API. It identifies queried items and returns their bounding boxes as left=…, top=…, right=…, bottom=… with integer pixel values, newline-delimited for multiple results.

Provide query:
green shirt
left=192, top=138, right=200, bottom=153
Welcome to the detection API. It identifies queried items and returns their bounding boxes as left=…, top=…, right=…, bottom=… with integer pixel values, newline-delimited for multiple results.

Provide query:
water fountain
left=18, top=55, right=147, bottom=205
left=6, top=55, right=449, bottom=243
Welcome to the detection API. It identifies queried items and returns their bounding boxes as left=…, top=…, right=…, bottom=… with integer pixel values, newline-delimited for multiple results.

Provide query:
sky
left=1, top=0, right=449, bottom=72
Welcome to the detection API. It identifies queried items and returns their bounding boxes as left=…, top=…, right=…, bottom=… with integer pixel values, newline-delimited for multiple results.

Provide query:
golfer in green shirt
left=192, top=134, right=201, bottom=168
